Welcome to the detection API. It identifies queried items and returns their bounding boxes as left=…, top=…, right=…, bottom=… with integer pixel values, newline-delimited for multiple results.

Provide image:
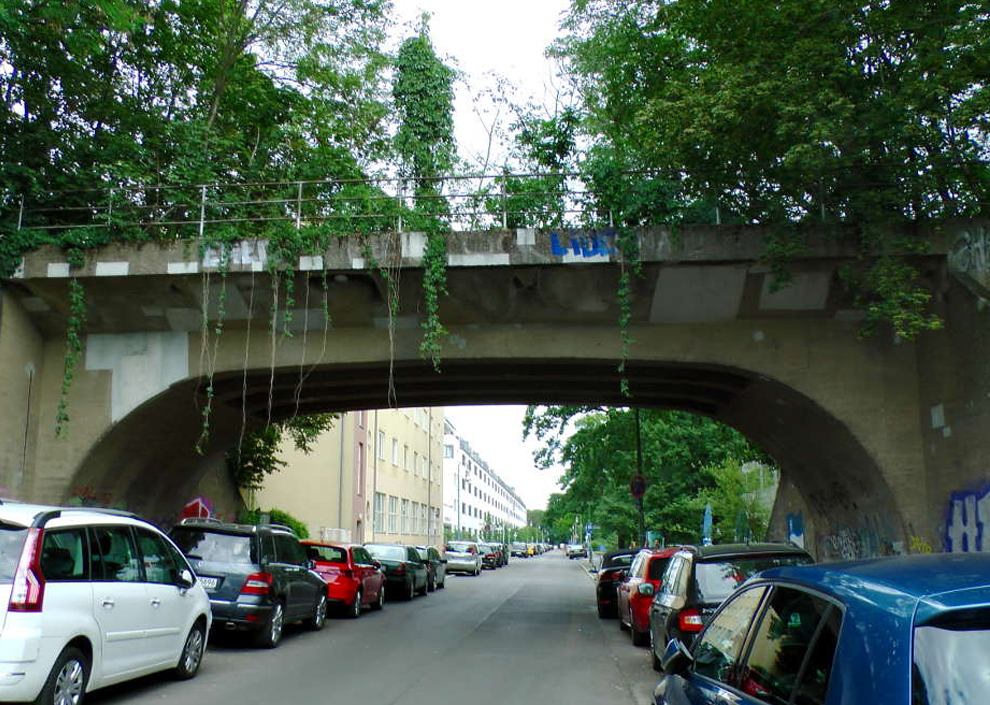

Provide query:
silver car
left=444, top=541, right=482, bottom=576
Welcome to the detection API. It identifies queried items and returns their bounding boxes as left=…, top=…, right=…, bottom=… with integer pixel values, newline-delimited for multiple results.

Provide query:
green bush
left=237, top=508, right=310, bottom=539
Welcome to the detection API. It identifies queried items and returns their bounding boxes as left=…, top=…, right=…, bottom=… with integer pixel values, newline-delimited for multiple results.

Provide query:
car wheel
left=173, top=623, right=206, bottom=679
left=371, top=585, right=385, bottom=610
left=406, top=578, right=415, bottom=601
left=438, top=574, right=445, bottom=589
left=619, top=613, right=629, bottom=631
left=35, top=646, right=89, bottom=705
left=349, top=589, right=362, bottom=619
left=597, top=603, right=613, bottom=619
left=255, top=601, right=284, bottom=648
left=308, top=593, right=328, bottom=630
left=427, top=572, right=436, bottom=592
left=474, top=565, right=481, bottom=576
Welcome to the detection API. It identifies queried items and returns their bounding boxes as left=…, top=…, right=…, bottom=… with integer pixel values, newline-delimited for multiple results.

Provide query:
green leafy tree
left=554, top=0, right=990, bottom=337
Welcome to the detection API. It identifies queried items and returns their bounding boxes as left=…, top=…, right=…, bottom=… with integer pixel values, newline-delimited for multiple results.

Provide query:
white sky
left=392, top=0, right=573, bottom=169
left=391, top=1, right=573, bottom=511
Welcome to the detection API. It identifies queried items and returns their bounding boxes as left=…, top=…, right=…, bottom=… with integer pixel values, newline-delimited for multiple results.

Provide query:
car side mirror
left=307, top=559, right=317, bottom=570
left=178, top=569, right=195, bottom=589
left=637, top=583, right=655, bottom=596
left=661, top=638, right=694, bottom=677
left=373, top=560, right=382, bottom=570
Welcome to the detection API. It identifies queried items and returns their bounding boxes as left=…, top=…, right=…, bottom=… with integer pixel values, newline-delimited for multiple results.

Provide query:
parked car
left=0, top=502, right=211, bottom=705
left=566, top=543, right=587, bottom=559
left=490, top=542, right=509, bottom=566
left=648, top=543, right=813, bottom=670
left=445, top=541, right=483, bottom=575
left=654, top=553, right=990, bottom=705
left=301, top=540, right=385, bottom=617
left=479, top=543, right=500, bottom=570
left=365, top=543, right=429, bottom=600
left=170, top=519, right=327, bottom=648
left=510, top=542, right=528, bottom=558
left=414, top=545, right=447, bottom=591
left=594, top=548, right=637, bottom=618
left=618, top=548, right=680, bottom=645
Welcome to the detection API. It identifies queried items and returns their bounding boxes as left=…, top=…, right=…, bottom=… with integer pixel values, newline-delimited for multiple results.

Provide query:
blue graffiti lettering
left=946, top=486, right=990, bottom=552
left=550, top=230, right=617, bottom=258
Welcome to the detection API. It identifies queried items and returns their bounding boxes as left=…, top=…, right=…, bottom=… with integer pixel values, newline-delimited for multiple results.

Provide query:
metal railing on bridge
left=14, top=172, right=656, bottom=238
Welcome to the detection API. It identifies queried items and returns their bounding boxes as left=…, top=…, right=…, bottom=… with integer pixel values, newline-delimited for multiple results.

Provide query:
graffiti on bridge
left=946, top=485, right=990, bottom=553
left=817, top=513, right=901, bottom=561
left=949, top=226, right=990, bottom=287
left=550, top=230, right=617, bottom=259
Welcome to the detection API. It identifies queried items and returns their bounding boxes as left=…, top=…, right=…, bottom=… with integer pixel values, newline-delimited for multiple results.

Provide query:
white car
left=444, top=541, right=483, bottom=575
left=0, top=500, right=212, bottom=705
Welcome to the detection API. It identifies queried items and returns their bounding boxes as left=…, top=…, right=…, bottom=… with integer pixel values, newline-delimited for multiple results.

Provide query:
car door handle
left=101, top=598, right=115, bottom=608
left=150, top=598, right=161, bottom=608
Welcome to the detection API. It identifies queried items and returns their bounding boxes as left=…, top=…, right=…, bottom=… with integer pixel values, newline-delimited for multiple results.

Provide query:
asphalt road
left=88, top=550, right=660, bottom=705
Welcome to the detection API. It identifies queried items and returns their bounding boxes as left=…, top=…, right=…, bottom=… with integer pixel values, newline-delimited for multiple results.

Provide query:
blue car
left=654, top=553, right=990, bottom=705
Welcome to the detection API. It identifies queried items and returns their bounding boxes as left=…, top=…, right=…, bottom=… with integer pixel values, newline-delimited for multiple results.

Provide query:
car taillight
left=9, top=528, right=44, bottom=612
left=679, top=608, right=704, bottom=632
left=393, top=564, right=406, bottom=576
left=601, top=569, right=622, bottom=582
left=241, top=572, right=273, bottom=595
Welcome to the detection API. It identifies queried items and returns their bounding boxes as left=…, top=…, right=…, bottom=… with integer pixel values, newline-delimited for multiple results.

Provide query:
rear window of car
left=415, top=548, right=429, bottom=560
left=366, top=545, right=406, bottom=561
left=447, top=543, right=473, bottom=553
left=913, top=610, right=990, bottom=704
left=648, top=557, right=671, bottom=580
left=170, top=528, right=255, bottom=564
left=0, top=523, right=28, bottom=584
left=307, top=545, right=346, bottom=563
left=694, top=554, right=813, bottom=603
left=602, top=553, right=635, bottom=569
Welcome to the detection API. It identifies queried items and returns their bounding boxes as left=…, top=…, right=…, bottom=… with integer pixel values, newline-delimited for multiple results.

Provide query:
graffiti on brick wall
left=817, top=513, right=902, bottom=561
left=946, top=485, right=990, bottom=553
left=786, top=511, right=805, bottom=548
left=69, top=486, right=126, bottom=509
left=949, top=226, right=990, bottom=286
left=550, top=230, right=617, bottom=259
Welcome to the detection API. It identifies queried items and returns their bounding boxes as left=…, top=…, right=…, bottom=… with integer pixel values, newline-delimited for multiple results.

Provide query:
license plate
left=198, top=576, right=219, bottom=590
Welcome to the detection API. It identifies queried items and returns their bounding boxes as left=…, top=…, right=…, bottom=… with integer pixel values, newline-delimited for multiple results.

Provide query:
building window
left=404, top=445, right=409, bottom=470
left=391, top=438, right=398, bottom=465
left=411, top=502, right=419, bottom=533
left=357, top=442, right=366, bottom=495
left=413, top=451, right=419, bottom=475
left=377, top=431, right=385, bottom=460
left=421, top=504, right=428, bottom=534
left=420, top=456, right=427, bottom=478
left=388, top=496, right=398, bottom=533
left=374, top=493, right=385, bottom=532
left=444, top=444, right=454, bottom=458
left=401, top=499, right=410, bottom=533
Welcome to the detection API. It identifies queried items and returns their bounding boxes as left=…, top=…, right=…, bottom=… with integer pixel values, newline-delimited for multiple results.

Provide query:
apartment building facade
left=257, top=407, right=444, bottom=547
left=442, top=419, right=526, bottom=540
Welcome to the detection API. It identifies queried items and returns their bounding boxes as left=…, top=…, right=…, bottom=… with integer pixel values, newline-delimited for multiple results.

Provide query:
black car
left=648, top=543, right=814, bottom=670
left=414, top=545, right=447, bottom=591
left=169, top=520, right=328, bottom=648
left=593, top=548, right=637, bottom=618
left=365, top=543, right=429, bottom=600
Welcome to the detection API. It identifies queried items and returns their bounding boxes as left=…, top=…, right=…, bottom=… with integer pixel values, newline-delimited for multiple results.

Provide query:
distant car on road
left=566, top=544, right=587, bottom=559
left=479, top=543, right=500, bottom=570
left=364, top=543, right=429, bottom=600
left=654, top=553, right=990, bottom=705
left=510, top=542, right=528, bottom=558
left=648, top=543, right=813, bottom=670
left=301, top=541, right=385, bottom=617
left=445, top=541, right=482, bottom=575
left=414, top=545, right=447, bottom=591
left=594, top=548, right=637, bottom=618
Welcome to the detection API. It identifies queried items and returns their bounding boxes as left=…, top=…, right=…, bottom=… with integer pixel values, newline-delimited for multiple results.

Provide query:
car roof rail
left=31, top=506, right=140, bottom=529
left=179, top=516, right=224, bottom=525
left=264, top=522, right=297, bottom=535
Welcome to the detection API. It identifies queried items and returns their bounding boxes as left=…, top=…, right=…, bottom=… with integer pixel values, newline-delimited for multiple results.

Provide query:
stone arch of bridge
left=67, top=357, right=904, bottom=552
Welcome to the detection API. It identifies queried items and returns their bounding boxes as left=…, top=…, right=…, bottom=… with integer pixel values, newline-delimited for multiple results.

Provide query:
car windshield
left=0, top=523, right=28, bottom=583
left=447, top=543, right=472, bottom=553
left=694, top=554, right=813, bottom=602
left=913, top=613, right=990, bottom=704
left=308, top=545, right=346, bottom=563
left=169, top=528, right=255, bottom=564
left=366, top=545, right=406, bottom=561
left=415, top=548, right=429, bottom=560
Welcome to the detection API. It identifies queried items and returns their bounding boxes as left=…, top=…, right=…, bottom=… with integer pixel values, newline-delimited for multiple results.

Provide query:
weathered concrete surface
left=1, top=223, right=987, bottom=556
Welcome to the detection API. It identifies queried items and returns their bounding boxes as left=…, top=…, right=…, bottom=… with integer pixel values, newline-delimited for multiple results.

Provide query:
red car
left=617, top=547, right=679, bottom=646
left=301, top=541, right=386, bottom=618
